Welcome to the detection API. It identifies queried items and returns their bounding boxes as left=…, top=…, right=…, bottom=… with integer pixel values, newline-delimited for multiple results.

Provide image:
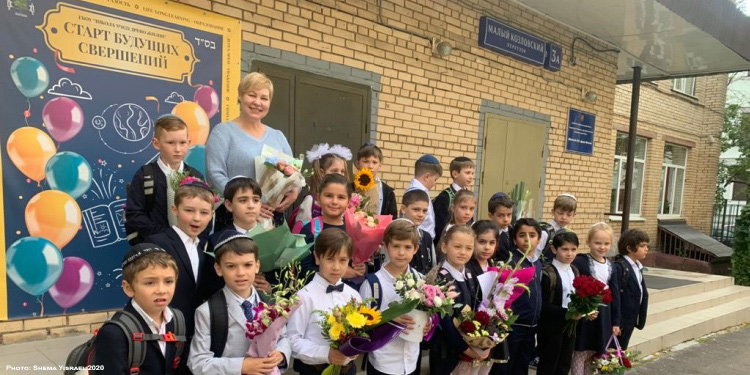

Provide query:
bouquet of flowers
left=564, top=275, right=613, bottom=336
left=343, top=208, right=393, bottom=264
left=245, top=263, right=308, bottom=375
left=255, top=145, right=308, bottom=207
left=169, top=173, right=220, bottom=203
left=251, top=224, right=314, bottom=273
left=451, top=306, right=500, bottom=375
left=589, top=335, right=634, bottom=374
left=318, top=297, right=413, bottom=375
left=352, top=167, right=379, bottom=214
left=393, top=271, right=458, bottom=342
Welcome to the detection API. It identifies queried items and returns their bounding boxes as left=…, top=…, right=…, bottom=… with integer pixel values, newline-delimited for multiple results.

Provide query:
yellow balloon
left=7, top=127, right=57, bottom=183
left=172, top=101, right=209, bottom=145
left=25, top=190, right=81, bottom=249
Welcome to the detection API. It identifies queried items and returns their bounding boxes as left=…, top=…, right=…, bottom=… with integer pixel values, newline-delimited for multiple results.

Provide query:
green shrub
left=732, top=204, right=750, bottom=286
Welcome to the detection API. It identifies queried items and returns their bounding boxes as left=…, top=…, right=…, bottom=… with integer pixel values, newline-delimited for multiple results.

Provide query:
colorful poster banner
left=0, top=0, right=241, bottom=320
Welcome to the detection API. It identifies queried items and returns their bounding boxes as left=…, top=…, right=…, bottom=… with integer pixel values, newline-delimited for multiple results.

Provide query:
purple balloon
left=42, top=97, right=84, bottom=143
left=194, top=85, right=219, bottom=119
left=48, top=257, right=94, bottom=311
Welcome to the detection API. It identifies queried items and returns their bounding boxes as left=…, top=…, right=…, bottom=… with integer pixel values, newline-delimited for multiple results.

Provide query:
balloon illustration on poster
left=6, top=127, right=57, bottom=184
left=6, top=237, right=64, bottom=310
left=10, top=56, right=50, bottom=98
left=42, top=97, right=85, bottom=143
left=25, top=190, right=82, bottom=249
left=194, top=84, right=219, bottom=119
left=49, top=257, right=95, bottom=312
left=172, top=100, right=209, bottom=145
left=45, top=151, right=93, bottom=199
left=185, top=145, right=206, bottom=177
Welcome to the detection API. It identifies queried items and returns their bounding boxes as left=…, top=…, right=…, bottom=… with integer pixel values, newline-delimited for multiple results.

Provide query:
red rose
left=602, top=289, right=613, bottom=304
left=459, top=321, right=476, bottom=334
left=622, top=357, right=632, bottom=368
left=474, top=311, right=491, bottom=327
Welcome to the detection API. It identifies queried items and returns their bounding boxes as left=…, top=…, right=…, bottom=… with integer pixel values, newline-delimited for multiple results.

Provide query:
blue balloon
left=185, top=145, right=206, bottom=177
left=10, top=57, right=50, bottom=98
left=45, top=151, right=93, bottom=199
left=6, top=237, right=63, bottom=296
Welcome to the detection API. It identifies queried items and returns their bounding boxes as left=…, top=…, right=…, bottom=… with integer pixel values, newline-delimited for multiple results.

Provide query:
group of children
left=98, top=114, right=650, bottom=375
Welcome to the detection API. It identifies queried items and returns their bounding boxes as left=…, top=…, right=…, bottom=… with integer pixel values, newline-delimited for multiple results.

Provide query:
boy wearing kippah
left=406, top=154, right=442, bottom=239
left=92, top=243, right=183, bottom=375
left=432, top=156, right=475, bottom=246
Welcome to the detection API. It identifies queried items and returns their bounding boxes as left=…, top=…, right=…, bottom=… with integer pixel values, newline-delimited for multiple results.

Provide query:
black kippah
left=122, top=243, right=167, bottom=268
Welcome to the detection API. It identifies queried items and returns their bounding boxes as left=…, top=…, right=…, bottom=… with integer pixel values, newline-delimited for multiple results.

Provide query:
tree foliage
left=732, top=204, right=750, bottom=286
left=715, top=104, right=750, bottom=207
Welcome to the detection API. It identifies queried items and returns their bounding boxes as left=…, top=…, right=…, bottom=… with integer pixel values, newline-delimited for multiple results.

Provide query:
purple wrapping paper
left=338, top=322, right=406, bottom=357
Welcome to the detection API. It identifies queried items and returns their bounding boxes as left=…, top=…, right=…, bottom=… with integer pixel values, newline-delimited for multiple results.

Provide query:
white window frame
left=672, top=77, right=696, bottom=96
left=659, top=145, right=688, bottom=217
left=611, top=134, right=647, bottom=218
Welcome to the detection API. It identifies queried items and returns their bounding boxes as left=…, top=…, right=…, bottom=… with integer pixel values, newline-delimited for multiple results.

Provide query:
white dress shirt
left=624, top=256, right=644, bottom=302
left=442, top=261, right=466, bottom=282
left=534, top=219, right=562, bottom=261
left=407, top=178, right=435, bottom=238
left=359, top=266, right=420, bottom=375
left=287, top=273, right=361, bottom=365
left=173, top=225, right=200, bottom=282
left=451, top=182, right=463, bottom=192
left=591, top=256, right=611, bottom=289
left=131, top=299, right=173, bottom=356
left=234, top=222, right=258, bottom=235
left=552, top=259, right=575, bottom=308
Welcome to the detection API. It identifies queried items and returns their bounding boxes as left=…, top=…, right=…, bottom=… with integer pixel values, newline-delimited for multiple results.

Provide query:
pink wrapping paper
left=344, top=209, right=393, bottom=264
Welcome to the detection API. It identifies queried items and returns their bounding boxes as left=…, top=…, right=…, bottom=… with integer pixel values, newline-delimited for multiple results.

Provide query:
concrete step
left=646, top=285, right=750, bottom=325
left=646, top=269, right=734, bottom=304
left=629, top=295, right=750, bottom=358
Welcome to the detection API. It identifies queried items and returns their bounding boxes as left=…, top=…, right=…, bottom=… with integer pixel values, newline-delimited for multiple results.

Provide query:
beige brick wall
left=184, top=0, right=620, bottom=237
left=609, top=76, right=727, bottom=243
left=0, top=311, right=116, bottom=344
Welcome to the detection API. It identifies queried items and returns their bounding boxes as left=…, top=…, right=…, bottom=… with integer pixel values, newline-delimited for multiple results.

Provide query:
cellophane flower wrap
left=564, top=275, right=613, bottom=337
left=394, top=271, right=458, bottom=318
left=255, top=145, right=308, bottom=207
left=245, top=263, right=308, bottom=375
left=317, top=297, right=414, bottom=375
left=589, top=335, right=634, bottom=374
left=344, top=208, right=393, bottom=264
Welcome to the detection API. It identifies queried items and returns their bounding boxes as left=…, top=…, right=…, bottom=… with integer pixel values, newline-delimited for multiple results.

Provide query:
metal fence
left=711, top=201, right=746, bottom=246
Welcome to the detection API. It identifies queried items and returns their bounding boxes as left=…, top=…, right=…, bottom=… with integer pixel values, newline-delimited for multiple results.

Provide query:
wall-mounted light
left=582, top=89, right=598, bottom=102
left=431, top=38, right=453, bottom=57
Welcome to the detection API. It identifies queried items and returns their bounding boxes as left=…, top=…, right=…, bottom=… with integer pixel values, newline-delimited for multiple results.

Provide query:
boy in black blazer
left=126, top=115, right=208, bottom=245
left=433, top=157, right=475, bottom=246
left=146, top=180, right=224, bottom=375
left=93, top=243, right=183, bottom=375
left=487, top=192, right=514, bottom=263
left=610, top=229, right=650, bottom=349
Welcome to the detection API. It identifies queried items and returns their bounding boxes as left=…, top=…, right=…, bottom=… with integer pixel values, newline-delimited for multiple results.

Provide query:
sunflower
left=358, top=306, right=382, bottom=326
left=345, top=312, right=367, bottom=328
left=353, top=168, right=376, bottom=192
left=328, top=322, right=345, bottom=339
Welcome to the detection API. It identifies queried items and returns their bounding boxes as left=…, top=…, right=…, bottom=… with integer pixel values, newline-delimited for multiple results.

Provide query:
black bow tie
left=326, top=284, right=344, bottom=293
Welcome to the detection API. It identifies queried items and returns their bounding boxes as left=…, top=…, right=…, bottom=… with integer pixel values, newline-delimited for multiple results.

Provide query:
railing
left=711, top=201, right=746, bottom=246
left=658, top=226, right=715, bottom=262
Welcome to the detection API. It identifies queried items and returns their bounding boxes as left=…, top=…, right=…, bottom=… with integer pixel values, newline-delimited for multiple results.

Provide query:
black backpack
left=612, top=255, right=632, bottom=293
left=126, top=164, right=157, bottom=245
left=542, top=263, right=580, bottom=304
left=64, top=308, right=186, bottom=375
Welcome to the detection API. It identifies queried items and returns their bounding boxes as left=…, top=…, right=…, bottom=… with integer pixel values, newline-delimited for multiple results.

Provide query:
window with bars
left=611, top=133, right=648, bottom=215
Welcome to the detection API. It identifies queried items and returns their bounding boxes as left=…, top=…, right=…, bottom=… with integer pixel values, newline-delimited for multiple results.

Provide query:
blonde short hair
left=238, top=72, right=274, bottom=100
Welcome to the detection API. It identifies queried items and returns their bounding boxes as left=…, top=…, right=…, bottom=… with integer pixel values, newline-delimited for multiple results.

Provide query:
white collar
left=157, top=157, right=184, bottom=174
left=382, top=264, right=411, bottom=282
left=234, top=222, right=258, bottom=233
left=624, top=255, right=643, bottom=271
left=451, top=182, right=463, bottom=192
left=172, top=225, right=199, bottom=245
left=226, top=285, right=259, bottom=305
left=409, top=178, right=429, bottom=192
left=550, top=220, right=563, bottom=232
left=499, top=227, right=509, bottom=234
left=131, top=299, right=173, bottom=330
left=442, top=261, right=465, bottom=281
left=552, top=258, right=572, bottom=272
left=313, top=273, right=343, bottom=288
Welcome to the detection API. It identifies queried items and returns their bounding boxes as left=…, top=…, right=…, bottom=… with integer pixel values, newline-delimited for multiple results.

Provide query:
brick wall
left=0, top=311, right=117, bottom=344
left=610, top=76, right=728, bottom=242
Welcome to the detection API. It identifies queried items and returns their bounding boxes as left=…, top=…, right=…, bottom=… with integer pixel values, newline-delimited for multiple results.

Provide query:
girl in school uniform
left=467, top=220, right=500, bottom=277
left=571, top=223, right=616, bottom=375
left=436, top=190, right=476, bottom=262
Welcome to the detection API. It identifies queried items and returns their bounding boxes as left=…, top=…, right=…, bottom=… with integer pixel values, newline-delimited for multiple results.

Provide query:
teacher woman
left=205, top=72, right=299, bottom=217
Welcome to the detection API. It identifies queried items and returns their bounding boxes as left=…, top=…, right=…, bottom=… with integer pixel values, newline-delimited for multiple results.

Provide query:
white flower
left=406, top=278, right=415, bottom=287
left=395, top=280, right=404, bottom=290
left=406, top=289, right=421, bottom=301
left=416, top=279, right=426, bottom=287
left=434, top=296, right=443, bottom=307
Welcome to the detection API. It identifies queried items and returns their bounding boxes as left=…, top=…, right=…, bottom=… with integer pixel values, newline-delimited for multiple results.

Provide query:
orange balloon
left=7, top=127, right=57, bottom=182
left=172, top=101, right=209, bottom=145
left=25, top=190, right=81, bottom=249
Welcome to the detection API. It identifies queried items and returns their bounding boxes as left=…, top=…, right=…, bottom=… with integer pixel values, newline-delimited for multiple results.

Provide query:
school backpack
left=364, top=268, right=421, bottom=310
left=64, top=308, right=186, bottom=375
left=612, top=255, right=633, bottom=293
left=207, top=289, right=269, bottom=357
left=125, top=164, right=157, bottom=245
left=542, top=263, right=580, bottom=304
left=538, top=222, right=564, bottom=263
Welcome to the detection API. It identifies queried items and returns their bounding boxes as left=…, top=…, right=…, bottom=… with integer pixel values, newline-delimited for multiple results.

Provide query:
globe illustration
left=112, top=104, right=151, bottom=141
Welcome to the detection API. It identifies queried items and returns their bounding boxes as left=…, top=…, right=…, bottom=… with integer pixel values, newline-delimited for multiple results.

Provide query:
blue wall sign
left=545, top=43, right=562, bottom=72
left=478, top=16, right=562, bottom=72
left=566, top=109, right=596, bottom=155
